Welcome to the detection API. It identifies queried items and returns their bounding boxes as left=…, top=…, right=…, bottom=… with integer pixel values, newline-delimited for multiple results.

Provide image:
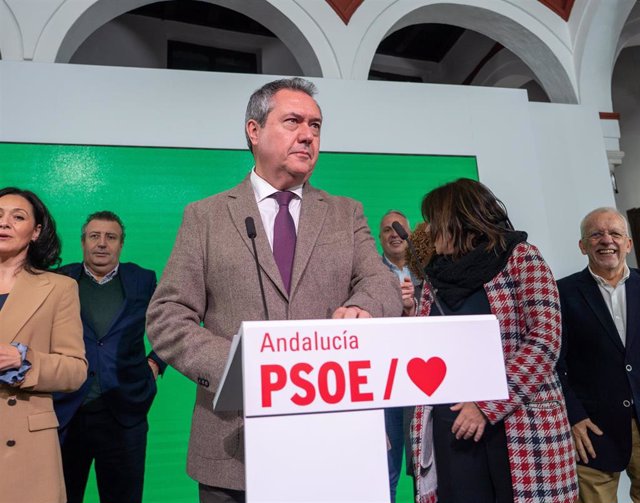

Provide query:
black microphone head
left=391, top=221, right=409, bottom=240
left=245, top=217, right=257, bottom=239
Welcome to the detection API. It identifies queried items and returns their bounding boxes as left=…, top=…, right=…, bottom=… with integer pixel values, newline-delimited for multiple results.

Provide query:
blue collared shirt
left=382, top=254, right=417, bottom=285
left=83, top=262, right=120, bottom=285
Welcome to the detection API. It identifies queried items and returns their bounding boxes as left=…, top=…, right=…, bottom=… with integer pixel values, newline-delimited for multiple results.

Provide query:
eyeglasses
left=583, top=230, right=628, bottom=242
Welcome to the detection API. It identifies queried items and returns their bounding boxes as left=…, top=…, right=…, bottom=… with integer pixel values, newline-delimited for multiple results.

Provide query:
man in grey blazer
left=146, top=77, right=402, bottom=503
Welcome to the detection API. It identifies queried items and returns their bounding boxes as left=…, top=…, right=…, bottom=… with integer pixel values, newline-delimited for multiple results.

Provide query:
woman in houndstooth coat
left=411, top=179, right=578, bottom=503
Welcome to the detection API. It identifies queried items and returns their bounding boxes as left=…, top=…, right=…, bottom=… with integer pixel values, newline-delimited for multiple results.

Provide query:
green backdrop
left=0, top=142, right=477, bottom=502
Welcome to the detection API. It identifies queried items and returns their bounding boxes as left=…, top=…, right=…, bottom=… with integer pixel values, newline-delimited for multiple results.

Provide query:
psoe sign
left=216, top=315, right=508, bottom=417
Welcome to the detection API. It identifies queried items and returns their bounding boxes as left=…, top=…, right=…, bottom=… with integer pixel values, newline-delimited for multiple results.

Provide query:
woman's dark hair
left=0, top=187, right=61, bottom=272
left=421, top=178, right=514, bottom=260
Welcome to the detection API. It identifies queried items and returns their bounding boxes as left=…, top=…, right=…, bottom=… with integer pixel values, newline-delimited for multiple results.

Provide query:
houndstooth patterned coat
left=412, top=242, right=578, bottom=503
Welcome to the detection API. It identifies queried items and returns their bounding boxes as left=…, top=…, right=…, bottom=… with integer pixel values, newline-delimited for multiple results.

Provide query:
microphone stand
left=245, top=217, right=269, bottom=320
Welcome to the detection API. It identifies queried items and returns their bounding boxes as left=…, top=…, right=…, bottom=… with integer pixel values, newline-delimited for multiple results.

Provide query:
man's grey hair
left=244, top=77, right=321, bottom=151
left=580, top=207, right=630, bottom=238
left=380, top=210, right=410, bottom=229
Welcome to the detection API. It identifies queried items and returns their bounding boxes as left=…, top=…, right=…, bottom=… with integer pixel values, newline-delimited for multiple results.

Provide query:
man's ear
left=578, top=238, right=587, bottom=256
left=246, top=120, right=260, bottom=148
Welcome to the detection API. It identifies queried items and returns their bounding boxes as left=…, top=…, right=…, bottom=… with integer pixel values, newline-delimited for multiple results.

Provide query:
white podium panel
left=245, top=411, right=388, bottom=503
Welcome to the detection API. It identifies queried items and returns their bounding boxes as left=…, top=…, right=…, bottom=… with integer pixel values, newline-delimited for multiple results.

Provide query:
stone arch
left=616, top=1, right=640, bottom=56
left=353, top=1, right=577, bottom=103
left=0, top=2, right=23, bottom=60
left=32, top=0, right=331, bottom=77
left=473, top=50, right=539, bottom=89
left=574, top=1, right=635, bottom=111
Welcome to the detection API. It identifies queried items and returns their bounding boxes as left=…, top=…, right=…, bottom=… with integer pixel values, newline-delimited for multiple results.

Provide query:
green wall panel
left=0, top=142, right=477, bottom=503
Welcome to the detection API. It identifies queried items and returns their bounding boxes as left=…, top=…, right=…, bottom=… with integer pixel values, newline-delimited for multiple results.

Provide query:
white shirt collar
left=250, top=168, right=303, bottom=202
left=83, top=262, right=120, bottom=285
left=588, top=263, right=630, bottom=288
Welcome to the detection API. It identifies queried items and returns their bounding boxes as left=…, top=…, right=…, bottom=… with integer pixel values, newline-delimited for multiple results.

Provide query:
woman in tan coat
left=0, top=187, right=87, bottom=503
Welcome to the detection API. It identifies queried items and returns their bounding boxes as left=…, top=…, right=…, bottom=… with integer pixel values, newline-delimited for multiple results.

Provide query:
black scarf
left=424, top=231, right=527, bottom=309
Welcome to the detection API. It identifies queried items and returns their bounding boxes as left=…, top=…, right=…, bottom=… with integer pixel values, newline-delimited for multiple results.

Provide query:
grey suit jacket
left=146, top=176, right=402, bottom=490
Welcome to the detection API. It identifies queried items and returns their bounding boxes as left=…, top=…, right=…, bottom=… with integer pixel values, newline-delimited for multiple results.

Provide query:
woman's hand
left=0, top=344, right=22, bottom=372
left=451, top=402, right=487, bottom=441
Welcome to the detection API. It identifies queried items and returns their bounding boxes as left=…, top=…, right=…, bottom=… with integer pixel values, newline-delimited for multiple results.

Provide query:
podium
left=214, top=315, right=507, bottom=503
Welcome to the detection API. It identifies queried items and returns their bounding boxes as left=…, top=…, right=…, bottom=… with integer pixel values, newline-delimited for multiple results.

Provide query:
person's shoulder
left=557, top=269, right=587, bottom=288
left=513, top=241, right=534, bottom=253
left=57, top=263, right=82, bottom=278
left=628, top=267, right=640, bottom=286
left=188, top=191, right=228, bottom=208
left=39, top=269, right=78, bottom=290
left=186, top=182, right=247, bottom=215
left=505, top=241, right=552, bottom=275
left=306, top=185, right=360, bottom=209
left=118, top=262, right=156, bottom=283
left=507, top=241, right=538, bottom=263
left=119, top=262, right=155, bottom=277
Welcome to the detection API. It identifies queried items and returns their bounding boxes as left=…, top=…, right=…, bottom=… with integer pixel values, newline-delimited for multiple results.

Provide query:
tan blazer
left=147, top=177, right=402, bottom=490
left=0, top=269, right=87, bottom=503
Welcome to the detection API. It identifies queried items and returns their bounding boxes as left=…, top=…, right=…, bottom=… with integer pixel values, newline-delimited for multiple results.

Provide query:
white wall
left=529, top=102, right=616, bottom=277
left=0, top=60, right=613, bottom=277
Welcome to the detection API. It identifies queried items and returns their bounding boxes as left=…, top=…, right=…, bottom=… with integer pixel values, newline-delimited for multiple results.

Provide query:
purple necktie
left=272, top=191, right=297, bottom=293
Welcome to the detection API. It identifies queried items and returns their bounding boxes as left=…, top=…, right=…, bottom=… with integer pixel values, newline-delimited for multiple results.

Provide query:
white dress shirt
left=250, top=169, right=303, bottom=250
left=589, top=264, right=630, bottom=345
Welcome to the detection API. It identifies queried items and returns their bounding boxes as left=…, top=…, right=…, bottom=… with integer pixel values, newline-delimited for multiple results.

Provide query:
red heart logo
left=407, top=357, right=447, bottom=396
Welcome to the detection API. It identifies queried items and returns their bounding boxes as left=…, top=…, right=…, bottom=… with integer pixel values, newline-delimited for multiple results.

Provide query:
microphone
left=245, top=217, right=269, bottom=320
left=392, top=220, right=445, bottom=316
left=245, top=217, right=257, bottom=239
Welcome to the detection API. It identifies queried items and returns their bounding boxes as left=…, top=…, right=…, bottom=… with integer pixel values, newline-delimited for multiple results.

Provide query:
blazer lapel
left=290, top=184, right=327, bottom=296
left=0, top=269, right=54, bottom=344
left=227, top=176, right=287, bottom=297
left=577, top=268, right=625, bottom=353
left=625, top=270, right=640, bottom=350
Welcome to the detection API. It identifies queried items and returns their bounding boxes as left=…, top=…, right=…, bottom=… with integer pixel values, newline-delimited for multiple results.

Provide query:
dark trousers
left=60, top=407, right=148, bottom=503
left=432, top=404, right=514, bottom=503
left=199, top=484, right=246, bottom=503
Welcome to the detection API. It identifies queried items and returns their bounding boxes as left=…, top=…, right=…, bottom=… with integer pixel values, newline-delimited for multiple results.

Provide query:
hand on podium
left=332, top=306, right=372, bottom=319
